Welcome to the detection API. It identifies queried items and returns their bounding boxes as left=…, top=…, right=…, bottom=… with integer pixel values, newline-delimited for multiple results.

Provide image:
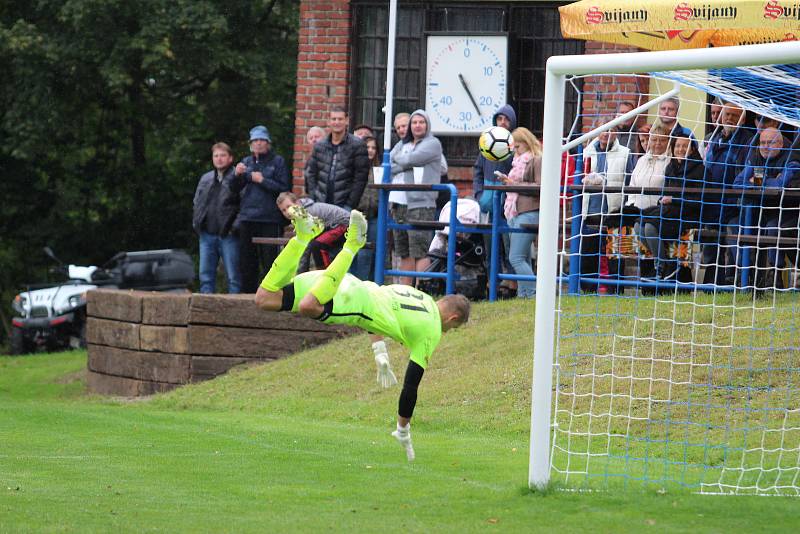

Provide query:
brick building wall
left=578, top=42, right=649, bottom=133
left=292, top=1, right=643, bottom=196
left=293, top=0, right=352, bottom=192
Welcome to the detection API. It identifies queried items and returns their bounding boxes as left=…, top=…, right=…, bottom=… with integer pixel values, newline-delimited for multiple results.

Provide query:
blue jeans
left=199, top=232, right=241, bottom=294
left=508, top=211, right=539, bottom=298
left=350, top=216, right=378, bottom=281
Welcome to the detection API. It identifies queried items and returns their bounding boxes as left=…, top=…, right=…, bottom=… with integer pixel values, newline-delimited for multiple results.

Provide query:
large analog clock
left=425, top=34, right=508, bottom=135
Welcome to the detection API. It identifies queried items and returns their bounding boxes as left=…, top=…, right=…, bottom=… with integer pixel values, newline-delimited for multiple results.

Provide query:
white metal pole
left=562, top=82, right=680, bottom=152
left=382, top=0, right=398, bottom=152
left=527, top=40, right=800, bottom=490
left=529, top=61, right=566, bottom=490
left=547, top=41, right=800, bottom=76
left=375, top=0, right=398, bottom=285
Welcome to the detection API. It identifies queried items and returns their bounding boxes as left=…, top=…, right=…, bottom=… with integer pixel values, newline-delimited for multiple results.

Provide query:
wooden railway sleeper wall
left=85, top=290, right=356, bottom=396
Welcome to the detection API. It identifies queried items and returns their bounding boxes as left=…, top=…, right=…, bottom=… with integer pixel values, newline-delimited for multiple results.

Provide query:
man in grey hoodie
left=389, top=109, right=443, bottom=284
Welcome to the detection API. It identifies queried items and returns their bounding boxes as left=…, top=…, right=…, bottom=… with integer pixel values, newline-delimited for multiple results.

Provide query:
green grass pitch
left=1, top=298, right=798, bottom=532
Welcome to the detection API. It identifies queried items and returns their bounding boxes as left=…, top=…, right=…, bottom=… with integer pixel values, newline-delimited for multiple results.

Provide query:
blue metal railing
left=373, top=174, right=460, bottom=294
left=372, top=149, right=796, bottom=300
left=479, top=182, right=798, bottom=300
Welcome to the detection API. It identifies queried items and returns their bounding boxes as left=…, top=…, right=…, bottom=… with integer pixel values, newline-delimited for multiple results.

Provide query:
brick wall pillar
left=292, top=0, right=352, bottom=192
left=580, top=41, right=649, bottom=133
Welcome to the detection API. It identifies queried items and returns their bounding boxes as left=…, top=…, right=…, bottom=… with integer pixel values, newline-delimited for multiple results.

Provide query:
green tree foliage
left=0, top=0, right=299, bottom=342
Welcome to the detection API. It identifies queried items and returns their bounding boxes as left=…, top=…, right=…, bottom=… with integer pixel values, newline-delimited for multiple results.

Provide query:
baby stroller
left=417, top=198, right=487, bottom=300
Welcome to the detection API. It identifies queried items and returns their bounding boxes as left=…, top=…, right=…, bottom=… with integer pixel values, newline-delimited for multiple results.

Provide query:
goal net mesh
left=551, top=67, right=800, bottom=496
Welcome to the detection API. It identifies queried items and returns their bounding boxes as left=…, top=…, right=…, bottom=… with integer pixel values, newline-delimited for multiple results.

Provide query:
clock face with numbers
left=425, top=35, right=508, bottom=135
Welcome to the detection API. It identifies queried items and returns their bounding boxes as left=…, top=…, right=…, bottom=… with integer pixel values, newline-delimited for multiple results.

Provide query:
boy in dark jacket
left=193, top=142, right=245, bottom=293
left=235, top=125, right=292, bottom=293
left=276, top=192, right=350, bottom=271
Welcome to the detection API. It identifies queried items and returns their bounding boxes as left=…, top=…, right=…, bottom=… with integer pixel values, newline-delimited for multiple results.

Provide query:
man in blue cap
left=234, top=125, right=291, bottom=293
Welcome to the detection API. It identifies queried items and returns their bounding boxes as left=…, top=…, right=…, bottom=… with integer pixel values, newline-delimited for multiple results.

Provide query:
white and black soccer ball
left=478, top=126, right=514, bottom=162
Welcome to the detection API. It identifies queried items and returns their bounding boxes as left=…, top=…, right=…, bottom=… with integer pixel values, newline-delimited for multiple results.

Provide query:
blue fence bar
left=373, top=182, right=459, bottom=294
left=568, top=147, right=584, bottom=295
left=741, top=203, right=753, bottom=288
left=480, top=183, right=800, bottom=300
left=374, top=178, right=798, bottom=300
left=374, top=154, right=391, bottom=287
left=488, top=186, right=503, bottom=301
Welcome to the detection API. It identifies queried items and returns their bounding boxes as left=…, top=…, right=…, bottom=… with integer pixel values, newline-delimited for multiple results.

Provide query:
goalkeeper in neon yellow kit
left=255, top=206, right=470, bottom=461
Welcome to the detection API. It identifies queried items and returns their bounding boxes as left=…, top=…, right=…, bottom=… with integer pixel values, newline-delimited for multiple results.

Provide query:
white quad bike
left=10, top=247, right=194, bottom=354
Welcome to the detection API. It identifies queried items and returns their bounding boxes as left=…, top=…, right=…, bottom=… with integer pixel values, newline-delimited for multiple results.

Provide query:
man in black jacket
left=235, top=125, right=292, bottom=293
left=304, top=107, right=369, bottom=211
left=193, top=142, right=245, bottom=293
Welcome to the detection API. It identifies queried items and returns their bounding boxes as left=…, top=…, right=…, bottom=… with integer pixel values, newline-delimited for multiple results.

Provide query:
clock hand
left=458, top=73, right=482, bottom=117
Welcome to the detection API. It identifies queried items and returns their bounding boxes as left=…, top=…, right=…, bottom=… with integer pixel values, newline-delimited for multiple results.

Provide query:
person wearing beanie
left=234, top=124, right=291, bottom=293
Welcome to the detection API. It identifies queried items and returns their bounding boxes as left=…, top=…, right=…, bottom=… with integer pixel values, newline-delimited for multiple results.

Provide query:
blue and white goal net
left=548, top=61, right=800, bottom=496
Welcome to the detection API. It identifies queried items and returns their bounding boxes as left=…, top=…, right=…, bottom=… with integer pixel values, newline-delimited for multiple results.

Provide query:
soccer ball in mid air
left=478, top=126, right=514, bottom=162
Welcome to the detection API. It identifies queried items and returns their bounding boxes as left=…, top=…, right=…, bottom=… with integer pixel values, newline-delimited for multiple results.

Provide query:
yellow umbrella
left=560, top=0, right=800, bottom=50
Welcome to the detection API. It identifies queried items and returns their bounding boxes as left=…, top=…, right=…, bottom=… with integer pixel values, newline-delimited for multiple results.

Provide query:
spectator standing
left=305, top=106, right=370, bottom=211
left=624, top=125, right=671, bottom=215
left=633, top=123, right=652, bottom=162
left=306, top=126, right=326, bottom=146
left=733, top=127, right=800, bottom=288
left=496, top=127, right=542, bottom=298
left=735, top=128, right=800, bottom=191
left=351, top=135, right=381, bottom=280
left=473, top=105, right=517, bottom=292
left=353, top=124, right=375, bottom=139
left=701, top=101, right=755, bottom=285
left=387, top=113, right=411, bottom=282
left=582, top=121, right=634, bottom=220
left=621, top=125, right=671, bottom=277
left=473, top=105, right=517, bottom=206
left=276, top=192, right=351, bottom=271
left=579, top=121, right=634, bottom=290
left=700, top=98, right=723, bottom=157
left=235, top=125, right=291, bottom=293
left=303, top=126, right=326, bottom=194
left=388, top=112, right=411, bottom=208
left=192, top=142, right=244, bottom=294
left=390, top=109, right=443, bottom=284
left=391, top=112, right=410, bottom=147
left=641, top=132, right=705, bottom=280
left=615, top=101, right=640, bottom=156
left=656, top=97, right=694, bottom=139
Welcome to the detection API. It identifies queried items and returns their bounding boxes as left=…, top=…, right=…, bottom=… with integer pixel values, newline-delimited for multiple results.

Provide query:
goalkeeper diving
left=254, top=205, right=470, bottom=461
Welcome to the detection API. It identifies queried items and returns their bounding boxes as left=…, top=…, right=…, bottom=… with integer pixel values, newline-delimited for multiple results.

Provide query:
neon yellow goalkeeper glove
left=372, top=340, right=397, bottom=388
left=391, top=423, right=415, bottom=461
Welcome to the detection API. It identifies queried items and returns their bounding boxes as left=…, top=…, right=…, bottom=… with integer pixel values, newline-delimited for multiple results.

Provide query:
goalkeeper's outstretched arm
left=398, top=360, right=424, bottom=426
left=392, top=360, right=424, bottom=461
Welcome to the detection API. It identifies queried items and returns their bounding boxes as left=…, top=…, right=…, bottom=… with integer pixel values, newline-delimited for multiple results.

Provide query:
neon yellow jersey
left=291, top=272, right=442, bottom=369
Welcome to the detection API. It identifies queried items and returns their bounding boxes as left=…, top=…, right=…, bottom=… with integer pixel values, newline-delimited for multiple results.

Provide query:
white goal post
left=530, top=41, right=800, bottom=492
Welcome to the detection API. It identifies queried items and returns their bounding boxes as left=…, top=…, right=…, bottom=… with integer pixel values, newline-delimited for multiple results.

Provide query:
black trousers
left=238, top=221, right=283, bottom=293
left=579, top=221, right=623, bottom=293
